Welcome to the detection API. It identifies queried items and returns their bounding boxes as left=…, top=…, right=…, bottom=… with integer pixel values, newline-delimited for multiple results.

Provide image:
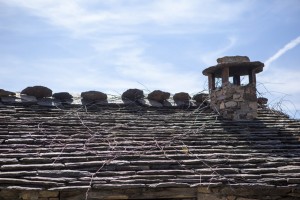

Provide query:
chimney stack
left=202, top=56, right=264, bottom=120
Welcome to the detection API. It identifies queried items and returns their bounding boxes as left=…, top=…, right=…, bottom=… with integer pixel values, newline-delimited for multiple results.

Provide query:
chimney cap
left=202, top=56, right=264, bottom=77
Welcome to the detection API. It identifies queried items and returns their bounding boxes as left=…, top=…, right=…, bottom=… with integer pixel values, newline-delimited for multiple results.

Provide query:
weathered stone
left=147, top=90, right=170, bottom=102
left=217, top=95, right=226, bottom=101
left=122, top=89, right=144, bottom=101
left=287, top=178, right=300, bottom=184
left=197, top=193, right=226, bottom=200
left=197, top=186, right=211, bottom=194
left=220, top=184, right=289, bottom=197
left=226, top=196, right=237, bottom=200
left=81, top=91, right=107, bottom=101
left=249, top=102, right=257, bottom=110
left=192, top=93, right=209, bottom=103
left=39, top=191, right=59, bottom=198
left=0, top=189, right=19, bottom=200
left=20, top=95, right=37, bottom=103
left=141, top=99, right=163, bottom=107
left=210, top=83, right=258, bottom=120
left=233, top=94, right=241, bottom=100
left=21, top=86, right=52, bottom=99
left=52, top=92, right=73, bottom=100
left=20, top=191, right=39, bottom=200
left=244, top=93, right=257, bottom=101
left=0, top=89, right=15, bottom=97
left=173, top=92, right=191, bottom=102
left=220, top=102, right=225, bottom=109
left=257, top=97, right=268, bottom=105
left=217, top=56, right=250, bottom=64
left=225, top=101, right=238, bottom=108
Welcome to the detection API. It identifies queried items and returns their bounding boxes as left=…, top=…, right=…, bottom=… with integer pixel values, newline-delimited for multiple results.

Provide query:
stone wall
left=210, top=83, right=257, bottom=120
left=1, top=187, right=300, bottom=200
left=0, top=190, right=59, bottom=200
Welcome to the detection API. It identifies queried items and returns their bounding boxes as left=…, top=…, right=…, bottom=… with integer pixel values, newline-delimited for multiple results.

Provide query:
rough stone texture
left=81, top=91, right=107, bottom=101
left=21, top=86, right=52, bottom=99
left=121, top=89, right=144, bottom=101
left=52, top=92, right=73, bottom=100
left=193, top=93, right=209, bottom=103
left=39, top=191, right=59, bottom=198
left=257, top=97, right=268, bottom=105
left=173, top=92, right=191, bottom=102
left=0, top=92, right=300, bottom=200
left=217, top=56, right=250, bottom=64
left=0, top=89, right=15, bottom=97
left=0, top=190, right=59, bottom=200
left=20, top=191, right=39, bottom=200
left=210, top=83, right=257, bottom=120
left=147, top=90, right=170, bottom=102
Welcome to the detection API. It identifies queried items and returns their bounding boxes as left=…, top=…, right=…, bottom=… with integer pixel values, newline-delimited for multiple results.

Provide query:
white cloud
left=199, top=37, right=237, bottom=66
left=2, top=0, right=251, bottom=36
left=264, top=35, right=300, bottom=69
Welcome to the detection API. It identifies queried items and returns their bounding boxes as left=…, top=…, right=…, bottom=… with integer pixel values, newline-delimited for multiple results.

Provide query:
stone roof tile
left=0, top=101, right=300, bottom=192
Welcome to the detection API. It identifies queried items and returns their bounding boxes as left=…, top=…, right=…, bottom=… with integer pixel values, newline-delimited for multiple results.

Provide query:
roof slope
left=0, top=103, right=300, bottom=191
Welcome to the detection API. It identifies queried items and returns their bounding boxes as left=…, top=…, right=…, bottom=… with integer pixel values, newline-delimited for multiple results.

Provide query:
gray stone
left=244, top=93, right=257, bottom=101
left=147, top=90, right=170, bottom=102
left=21, top=86, right=52, bottom=99
left=193, top=93, right=209, bottom=103
left=225, top=101, right=238, bottom=108
left=233, top=94, right=241, bottom=100
left=249, top=102, right=257, bottom=110
left=173, top=92, right=191, bottom=102
left=0, top=189, right=19, bottom=200
left=220, top=102, right=225, bottom=109
left=20, top=94, right=37, bottom=103
left=121, top=89, right=144, bottom=101
left=0, top=89, right=15, bottom=97
left=37, top=98, right=57, bottom=107
left=53, top=92, right=73, bottom=100
left=20, top=191, right=39, bottom=200
left=217, top=56, right=250, bottom=64
left=138, top=99, right=163, bottom=107
left=81, top=91, right=107, bottom=101
left=257, top=97, right=268, bottom=105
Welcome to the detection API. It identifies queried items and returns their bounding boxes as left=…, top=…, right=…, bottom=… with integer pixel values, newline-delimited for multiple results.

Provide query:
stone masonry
left=210, top=83, right=257, bottom=120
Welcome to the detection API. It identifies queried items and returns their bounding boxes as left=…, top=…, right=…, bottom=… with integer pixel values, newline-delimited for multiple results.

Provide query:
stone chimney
left=202, top=56, right=264, bottom=120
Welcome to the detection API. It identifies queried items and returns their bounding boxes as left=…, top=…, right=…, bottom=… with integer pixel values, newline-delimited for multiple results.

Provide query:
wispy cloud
left=199, top=36, right=237, bottom=66
left=2, top=0, right=251, bottom=36
left=265, top=35, right=300, bottom=69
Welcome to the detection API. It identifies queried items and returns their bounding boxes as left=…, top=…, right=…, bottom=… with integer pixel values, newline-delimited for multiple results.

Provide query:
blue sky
left=1, top=0, right=300, bottom=117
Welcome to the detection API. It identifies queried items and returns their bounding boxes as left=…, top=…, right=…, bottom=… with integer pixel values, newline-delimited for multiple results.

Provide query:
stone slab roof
left=0, top=99, right=300, bottom=195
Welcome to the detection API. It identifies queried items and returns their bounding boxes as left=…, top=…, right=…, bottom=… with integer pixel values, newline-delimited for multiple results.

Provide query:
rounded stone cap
left=202, top=56, right=264, bottom=77
left=21, top=86, right=52, bottom=99
left=53, top=92, right=73, bottom=100
left=147, top=90, right=170, bottom=102
left=122, top=89, right=144, bottom=101
left=173, top=92, right=191, bottom=102
left=81, top=91, right=107, bottom=101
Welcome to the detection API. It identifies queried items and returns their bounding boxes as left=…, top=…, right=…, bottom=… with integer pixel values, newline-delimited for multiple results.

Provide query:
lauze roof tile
left=0, top=102, right=299, bottom=197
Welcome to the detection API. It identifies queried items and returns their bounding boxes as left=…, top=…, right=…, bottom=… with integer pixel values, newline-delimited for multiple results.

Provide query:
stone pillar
left=248, top=69, right=256, bottom=86
left=208, top=74, right=215, bottom=91
left=222, top=67, right=229, bottom=85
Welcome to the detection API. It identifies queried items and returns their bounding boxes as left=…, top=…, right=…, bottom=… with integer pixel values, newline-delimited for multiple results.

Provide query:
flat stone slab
left=217, top=56, right=250, bottom=64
